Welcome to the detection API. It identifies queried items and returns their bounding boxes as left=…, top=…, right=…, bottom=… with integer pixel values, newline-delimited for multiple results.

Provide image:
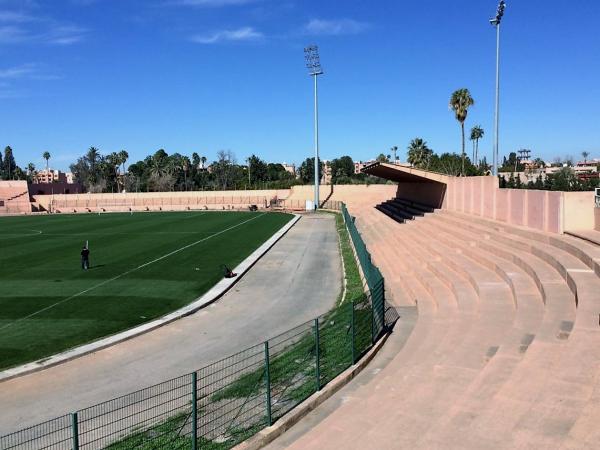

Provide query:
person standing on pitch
left=81, top=245, right=90, bottom=270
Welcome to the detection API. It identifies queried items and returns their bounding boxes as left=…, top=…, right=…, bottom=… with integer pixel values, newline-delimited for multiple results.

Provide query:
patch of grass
left=0, top=211, right=293, bottom=369
left=105, top=412, right=191, bottom=450
left=332, top=211, right=367, bottom=306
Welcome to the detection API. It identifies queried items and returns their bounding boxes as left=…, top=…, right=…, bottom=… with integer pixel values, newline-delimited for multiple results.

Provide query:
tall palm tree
left=390, top=146, right=398, bottom=164
left=470, top=125, right=485, bottom=165
left=200, top=156, right=207, bottom=170
left=42, top=151, right=51, bottom=174
left=450, top=89, right=475, bottom=176
left=118, top=150, right=129, bottom=175
left=87, top=147, right=100, bottom=183
left=182, top=156, right=190, bottom=191
left=582, top=151, right=589, bottom=164
left=107, top=152, right=122, bottom=191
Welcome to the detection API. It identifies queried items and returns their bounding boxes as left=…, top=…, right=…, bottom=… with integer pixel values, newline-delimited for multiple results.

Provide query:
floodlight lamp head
left=304, top=44, right=324, bottom=76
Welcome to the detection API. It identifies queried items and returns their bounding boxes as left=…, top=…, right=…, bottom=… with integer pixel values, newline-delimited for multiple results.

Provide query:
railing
left=0, top=204, right=392, bottom=450
left=273, top=199, right=343, bottom=211
left=595, top=195, right=600, bottom=208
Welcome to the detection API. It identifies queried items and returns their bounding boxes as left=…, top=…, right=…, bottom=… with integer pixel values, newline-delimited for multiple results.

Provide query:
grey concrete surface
left=0, top=214, right=341, bottom=434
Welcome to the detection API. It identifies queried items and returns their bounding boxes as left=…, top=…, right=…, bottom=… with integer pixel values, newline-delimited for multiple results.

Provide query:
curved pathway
left=0, top=214, right=341, bottom=434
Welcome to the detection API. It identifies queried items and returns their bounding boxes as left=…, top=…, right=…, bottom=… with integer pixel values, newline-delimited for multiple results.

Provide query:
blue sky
left=0, top=0, right=599, bottom=171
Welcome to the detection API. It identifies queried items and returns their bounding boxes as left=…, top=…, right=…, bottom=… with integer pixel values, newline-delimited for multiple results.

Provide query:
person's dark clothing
left=81, top=248, right=90, bottom=270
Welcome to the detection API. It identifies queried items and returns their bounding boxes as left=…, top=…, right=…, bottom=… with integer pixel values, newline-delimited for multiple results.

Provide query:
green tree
left=449, top=88, right=475, bottom=176
left=42, top=151, right=51, bottom=174
left=299, top=157, right=323, bottom=184
left=376, top=153, right=389, bottom=163
left=248, top=154, right=267, bottom=185
left=407, top=138, right=433, bottom=169
left=330, top=156, right=354, bottom=182
left=26, top=163, right=36, bottom=182
left=3, top=146, right=16, bottom=180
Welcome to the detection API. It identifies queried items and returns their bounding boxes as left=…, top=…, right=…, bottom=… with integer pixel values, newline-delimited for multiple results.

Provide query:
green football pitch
left=0, top=211, right=293, bottom=370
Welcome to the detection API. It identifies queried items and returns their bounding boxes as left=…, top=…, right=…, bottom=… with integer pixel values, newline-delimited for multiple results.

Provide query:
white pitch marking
left=0, top=213, right=265, bottom=331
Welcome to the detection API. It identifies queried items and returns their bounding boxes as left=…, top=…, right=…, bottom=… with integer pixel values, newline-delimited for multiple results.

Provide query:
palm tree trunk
left=475, top=139, right=479, bottom=166
left=461, top=122, right=465, bottom=176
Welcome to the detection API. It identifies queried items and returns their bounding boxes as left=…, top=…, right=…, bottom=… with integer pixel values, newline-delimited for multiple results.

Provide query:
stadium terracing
left=1, top=164, right=600, bottom=448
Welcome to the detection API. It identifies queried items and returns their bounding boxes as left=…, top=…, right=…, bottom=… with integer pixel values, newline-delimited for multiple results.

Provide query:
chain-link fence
left=0, top=203, right=391, bottom=450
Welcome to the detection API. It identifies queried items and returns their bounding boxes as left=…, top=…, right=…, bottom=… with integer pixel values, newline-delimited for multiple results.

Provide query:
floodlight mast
left=304, top=45, right=324, bottom=210
left=490, top=0, right=506, bottom=177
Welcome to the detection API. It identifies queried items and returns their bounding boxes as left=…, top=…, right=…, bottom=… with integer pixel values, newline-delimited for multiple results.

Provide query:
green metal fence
left=342, top=203, right=386, bottom=341
left=0, top=205, right=391, bottom=450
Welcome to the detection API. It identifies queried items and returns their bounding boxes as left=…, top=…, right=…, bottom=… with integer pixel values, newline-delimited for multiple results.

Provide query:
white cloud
left=304, top=18, right=369, bottom=36
left=45, top=25, right=87, bottom=45
left=0, top=23, right=86, bottom=45
left=0, top=10, right=36, bottom=23
left=191, top=26, right=263, bottom=44
left=0, top=63, right=36, bottom=78
left=0, top=3, right=86, bottom=46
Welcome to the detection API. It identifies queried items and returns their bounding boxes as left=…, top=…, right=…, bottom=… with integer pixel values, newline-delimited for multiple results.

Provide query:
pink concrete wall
left=443, top=176, right=565, bottom=233
left=525, top=190, right=545, bottom=231
left=563, top=191, right=595, bottom=231
left=595, top=207, right=600, bottom=231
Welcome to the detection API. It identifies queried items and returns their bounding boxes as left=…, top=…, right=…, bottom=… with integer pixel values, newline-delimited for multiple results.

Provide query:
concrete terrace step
left=409, top=219, right=544, bottom=349
left=426, top=213, right=575, bottom=344
left=565, top=229, right=600, bottom=247
left=437, top=211, right=600, bottom=331
left=392, top=197, right=436, bottom=213
left=388, top=200, right=427, bottom=217
left=375, top=204, right=409, bottom=223
left=353, top=218, right=523, bottom=448
left=352, top=210, right=459, bottom=384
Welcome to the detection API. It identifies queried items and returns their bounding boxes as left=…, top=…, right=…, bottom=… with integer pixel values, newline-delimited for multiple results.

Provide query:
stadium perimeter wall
left=442, top=176, right=595, bottom=233
left=33, top=189, right=291, bottom=212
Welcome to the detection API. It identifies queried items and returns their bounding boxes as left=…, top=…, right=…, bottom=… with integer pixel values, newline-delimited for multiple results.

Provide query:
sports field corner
left=0, top=211, right=295, bottom=372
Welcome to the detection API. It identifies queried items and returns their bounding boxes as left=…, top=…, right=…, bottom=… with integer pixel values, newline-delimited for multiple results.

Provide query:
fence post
left=192, top=372, right=198, bottom=450
left=71, top=412, right=79, bottom=450
left=351, top=300, right=356, bottom=364
left=371, top=291, right=376, bottom=345
left=314, top=318, right=320, bottom=391
left=264, top=342, right=272, bottom=427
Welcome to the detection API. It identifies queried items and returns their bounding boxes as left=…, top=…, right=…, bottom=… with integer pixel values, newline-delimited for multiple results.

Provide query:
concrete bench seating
left=434, top=211, right=600, bottom=332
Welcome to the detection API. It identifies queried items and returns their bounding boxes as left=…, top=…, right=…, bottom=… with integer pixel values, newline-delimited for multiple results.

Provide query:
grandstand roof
left=362, top=162, right=451, bottom=184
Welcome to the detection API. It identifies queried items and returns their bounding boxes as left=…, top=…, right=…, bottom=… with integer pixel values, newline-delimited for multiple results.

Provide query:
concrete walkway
left=0, top=214, right=341, bottom=434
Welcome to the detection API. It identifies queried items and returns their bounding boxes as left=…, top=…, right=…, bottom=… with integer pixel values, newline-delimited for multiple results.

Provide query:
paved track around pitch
left=0, top=214, right=341, bottom=434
